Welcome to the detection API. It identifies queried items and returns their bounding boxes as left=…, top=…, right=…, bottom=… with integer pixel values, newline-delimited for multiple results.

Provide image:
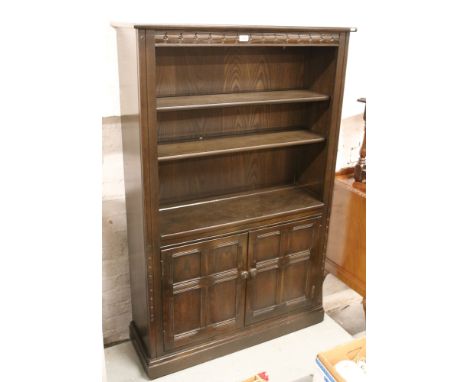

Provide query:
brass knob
left=249, top=268, right=257, bottom=278
left=240, top=271, right=249, bottom=280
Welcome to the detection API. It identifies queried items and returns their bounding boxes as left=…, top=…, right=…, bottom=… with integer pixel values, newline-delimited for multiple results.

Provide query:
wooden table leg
left=354, top=97, right=366, bottom=183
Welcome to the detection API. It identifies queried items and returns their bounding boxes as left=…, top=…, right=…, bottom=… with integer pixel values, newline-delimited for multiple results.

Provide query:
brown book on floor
left=317, top=337, right=366, bottom=382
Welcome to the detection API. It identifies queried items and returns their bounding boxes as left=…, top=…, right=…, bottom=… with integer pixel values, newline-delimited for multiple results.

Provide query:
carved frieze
left=154, top=31, right=340, bottom=46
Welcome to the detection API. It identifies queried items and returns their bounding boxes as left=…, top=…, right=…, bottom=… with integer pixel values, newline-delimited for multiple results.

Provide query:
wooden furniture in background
left=325, top=170, right=366, bottom=309
left=114, top=23, right=355, bottom=379
left=326, top=97, right=366, bottom=310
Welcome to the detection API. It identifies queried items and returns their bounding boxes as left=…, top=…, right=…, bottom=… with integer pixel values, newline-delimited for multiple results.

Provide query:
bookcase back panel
left=157, top=103, right=309, bottom=143
left=155, top=47, right=308, bottom=97
left=306, top=47, right=338, bottom=96
left=159, top=147, right=312, bottom=205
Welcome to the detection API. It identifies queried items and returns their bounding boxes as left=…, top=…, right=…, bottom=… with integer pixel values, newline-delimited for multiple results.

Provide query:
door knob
left=240, top=271, right=249, bottom=279
left=249, top=268, right=257, bottom=278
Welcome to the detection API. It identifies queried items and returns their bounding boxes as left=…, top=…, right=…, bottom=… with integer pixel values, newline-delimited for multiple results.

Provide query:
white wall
left=103, top=27, right=121, bottom=117
left=102, top=0, right=368, bottom=119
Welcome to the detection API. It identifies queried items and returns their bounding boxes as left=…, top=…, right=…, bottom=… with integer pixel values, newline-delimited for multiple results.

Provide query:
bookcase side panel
left=316, top=32, right=351, bottom=302
left=297, top=47, right=339, bottom=197
left=115, top=27, right=155, bottom=357
left=145, top=29, right=164, bottom=357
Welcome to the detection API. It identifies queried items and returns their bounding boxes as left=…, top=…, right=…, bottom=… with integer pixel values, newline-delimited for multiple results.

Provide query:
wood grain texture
left=158, top=129, right=325, bottom=161
left=155, top=47, right=309, bottom=97
left=157, top=90, right=329, bottom=111
left=159, top=186, right=324, bottom=241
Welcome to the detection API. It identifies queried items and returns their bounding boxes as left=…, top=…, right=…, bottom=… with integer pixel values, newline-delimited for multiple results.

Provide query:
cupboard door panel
left=173, top=288, right=202, bottom=334
left=253, top=230, right=282, bottom=262
left=162, top=233, right=247, bottom=350
left=253, top=268, right=279, bottom=310
left=172, top=249, right=202, bottom=283
left=208, top=243, right=239, bottom=274
left=282, top=260, right=308, bottom=302
left=207, top=279, right=237, bottom=325
left=245, top=217, right=321, bottom=325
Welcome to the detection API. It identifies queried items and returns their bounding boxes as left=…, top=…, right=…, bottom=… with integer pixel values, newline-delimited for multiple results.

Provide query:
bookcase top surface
left=112, top=23, right=356, bottom=33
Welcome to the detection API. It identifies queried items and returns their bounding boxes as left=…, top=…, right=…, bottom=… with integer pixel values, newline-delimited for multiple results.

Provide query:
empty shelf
left=158, top=129, right=325, bottom=161
left=156, top=90, right=330, bottom=111
left=159, top=186, right=324, bottom=240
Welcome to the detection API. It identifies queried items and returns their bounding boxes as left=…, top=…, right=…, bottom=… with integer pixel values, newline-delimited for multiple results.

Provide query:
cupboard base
left=130, top=306, right=324, bottom=379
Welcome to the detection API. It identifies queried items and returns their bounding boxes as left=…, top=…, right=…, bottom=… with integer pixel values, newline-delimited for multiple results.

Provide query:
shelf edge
left=160, top=202, right=325, bottom=241
left=156, top=93, right=330, bottom=112
left=158, top=135, right=326, bottom=162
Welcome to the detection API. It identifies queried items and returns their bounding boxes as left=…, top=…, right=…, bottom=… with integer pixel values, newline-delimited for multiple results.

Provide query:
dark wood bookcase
left=114, top=23, right=355, bottom=379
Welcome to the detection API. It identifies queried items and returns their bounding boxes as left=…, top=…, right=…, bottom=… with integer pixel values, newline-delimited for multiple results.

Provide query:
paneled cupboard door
left=161, top=233, right=248, bottom=350
left=245, top=217, right=322, bottom=325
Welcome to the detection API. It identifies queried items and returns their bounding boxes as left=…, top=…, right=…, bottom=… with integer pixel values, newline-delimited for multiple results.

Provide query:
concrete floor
left=323, top=274, right=366, bottom=338
left=104, top=274, right=365, bottom=381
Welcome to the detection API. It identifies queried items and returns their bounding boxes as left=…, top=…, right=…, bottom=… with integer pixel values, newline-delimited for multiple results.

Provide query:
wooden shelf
left=159, top=186, right=324, bottom=240
left=156, top=90, right=329, bottom=112
left=158, top=129, right=325, bottom=162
